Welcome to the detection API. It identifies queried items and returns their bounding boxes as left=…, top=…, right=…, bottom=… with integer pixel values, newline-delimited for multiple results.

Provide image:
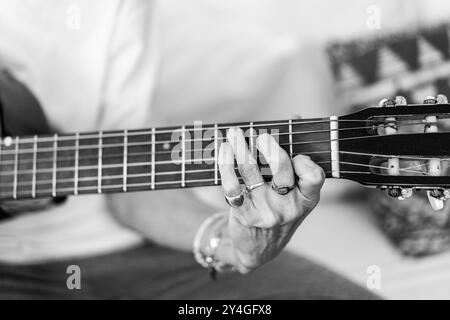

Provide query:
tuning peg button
left=387, top=188, right=402, bottom=198
left=444, top=189, right=450, bottom=199
left=395, top=96, right=407, bottom=106
left=427, top=190, right=445, bottom=211
left=436, top=94, right=448, bottom=104
left=386, top=187, right=412, bottom=200
left=379, top=98, right=396, bottom=107
left=430, top=189, right=445, bottom=199
left=423, top=96, right=437, bottom=105
left=398, top=188, right=413, bottom=200
left=427, top=189, right=448, bottom=211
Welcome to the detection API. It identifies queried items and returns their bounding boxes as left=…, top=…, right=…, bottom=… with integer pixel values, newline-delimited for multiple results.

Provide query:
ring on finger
left=245, top=181, right=265, bottom=193
left=225, top=188, right=247, bottom=208
left=271, top=180, right=296, bottom=195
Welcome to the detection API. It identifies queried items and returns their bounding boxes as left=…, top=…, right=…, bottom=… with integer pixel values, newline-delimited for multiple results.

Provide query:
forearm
left=106, top=188, right=223, bottom=252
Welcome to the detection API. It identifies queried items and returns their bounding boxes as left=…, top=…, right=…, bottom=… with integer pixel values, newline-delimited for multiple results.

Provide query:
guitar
left=1, top=94, right=450, bottom=212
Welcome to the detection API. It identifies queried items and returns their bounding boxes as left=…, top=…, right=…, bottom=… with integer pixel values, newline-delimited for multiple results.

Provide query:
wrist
left=214, top=230, right=251, bottom=274
left=193, top=212, right=240, bottom=278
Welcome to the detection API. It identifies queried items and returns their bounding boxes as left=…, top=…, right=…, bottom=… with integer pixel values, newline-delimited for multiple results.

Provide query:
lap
left=0, top=243, right=379, bottom=299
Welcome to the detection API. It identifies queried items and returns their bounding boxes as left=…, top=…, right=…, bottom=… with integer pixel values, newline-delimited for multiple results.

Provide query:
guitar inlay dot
left=163, top=143, right=170, bottom=150
left=3, top=136, right=12, bottom=147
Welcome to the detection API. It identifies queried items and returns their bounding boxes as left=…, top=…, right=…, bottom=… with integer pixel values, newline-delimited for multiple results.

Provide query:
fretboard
left=0, top=118, right=336, bottom=200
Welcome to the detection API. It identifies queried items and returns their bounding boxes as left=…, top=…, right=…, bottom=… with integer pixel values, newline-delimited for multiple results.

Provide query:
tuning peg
left=386, top=187, right=413, bottom=200
left=444, top=189, right=450, bottom=199
left=427, top=189, right=450, bottom=211
left=378, top=98, right=388, bottom=107
left=387, top=187, right=401, bottom=198
left=399, top=188, right=413, bottom=200
left=427, top=190, right=445, bottom=211
left=429, top=189, right=445, bottom=199
left=423, top=96, right=437, bottom=104
left=436, top=94, right=448, bottom=104
left=379, top=98, right=396, bottom=107
left=426, top=189, right=450, bottom=211
left=394, top=96, right=407, bottom=106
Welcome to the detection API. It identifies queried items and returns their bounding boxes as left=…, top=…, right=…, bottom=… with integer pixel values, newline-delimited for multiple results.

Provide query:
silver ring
left=225, top=188, right=247, bottom=208
left=245, top=181, right=265, bottom=192
left=271, top=181, right=296, bottom=195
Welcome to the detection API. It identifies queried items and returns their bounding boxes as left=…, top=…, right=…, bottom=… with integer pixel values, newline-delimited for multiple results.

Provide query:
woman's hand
left=218, top=127, right=325, bottom=273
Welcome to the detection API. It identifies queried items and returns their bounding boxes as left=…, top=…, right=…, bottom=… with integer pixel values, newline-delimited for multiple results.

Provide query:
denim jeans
left=0, top=243, right=379, bottom=300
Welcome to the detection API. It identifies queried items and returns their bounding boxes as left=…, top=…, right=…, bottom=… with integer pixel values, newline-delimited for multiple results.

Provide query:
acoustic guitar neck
left=0, top=117, right=336, bottom=200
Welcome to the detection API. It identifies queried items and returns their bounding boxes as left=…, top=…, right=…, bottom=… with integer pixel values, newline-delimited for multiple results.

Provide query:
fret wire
left=151, top=127, right=156, bottom=190
left=181, top=125, right=186, bottom=187
left=74, top=132, right=79, bottom=195
left=32, top=135, right=37, bottom=198
left=214, top=124, right=219, bottom=185
left=98, top=131, right=102, bottom=194
left=289, top=119, right=293, bottom=158
left=13, top=137, right=19, bottom=199
left=249, top=122, right=255, bottom=158
left=123, top=130, right=128, bottom=192
left=52, top=134, right=58, bottom=197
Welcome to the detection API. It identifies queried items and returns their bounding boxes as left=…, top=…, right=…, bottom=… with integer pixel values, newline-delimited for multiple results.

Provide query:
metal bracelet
left=193, top=212, right=236, bottom=279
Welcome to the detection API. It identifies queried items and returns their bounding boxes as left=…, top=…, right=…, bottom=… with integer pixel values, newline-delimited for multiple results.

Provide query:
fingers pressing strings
left=256, top=133, right=295, bottom=189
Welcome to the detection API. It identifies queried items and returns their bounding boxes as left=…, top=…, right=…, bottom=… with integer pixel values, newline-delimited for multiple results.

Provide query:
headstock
left=338, top=94, right=450, bottom=210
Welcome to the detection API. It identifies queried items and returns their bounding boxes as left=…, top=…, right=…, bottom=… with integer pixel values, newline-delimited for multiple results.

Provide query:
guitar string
left=0, top=168, right=439, bottom=198
left=0, top=130, right=444, bottom=168
left=0, top=151, right=330, bottom=176
left=1, top=119, right=436, bottom=163
left=0, top=149, right=449, bottom=178
left=0, top=158, right=443, bottom=194
left=0, top=120, right=445, bottom=189
left=0, top=117, right=400, bottom=145
left=0, top=119, right=436, bottom=156
left=0, top=122, right=380, bottom=155
left=0, top=128, right=335, bottom=156
left=1, top=156, right=447, bottom=197
left=0, top=120, right=441, bottom=160
left=1, top=148, right=449, bottom=177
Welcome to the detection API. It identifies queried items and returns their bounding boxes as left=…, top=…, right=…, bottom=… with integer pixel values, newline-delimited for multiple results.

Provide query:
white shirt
left=0, top=0, right=309, bottom=264
left=0, top=0, right=159, bottom=263
left=5, top=0, right=443, bottom=264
